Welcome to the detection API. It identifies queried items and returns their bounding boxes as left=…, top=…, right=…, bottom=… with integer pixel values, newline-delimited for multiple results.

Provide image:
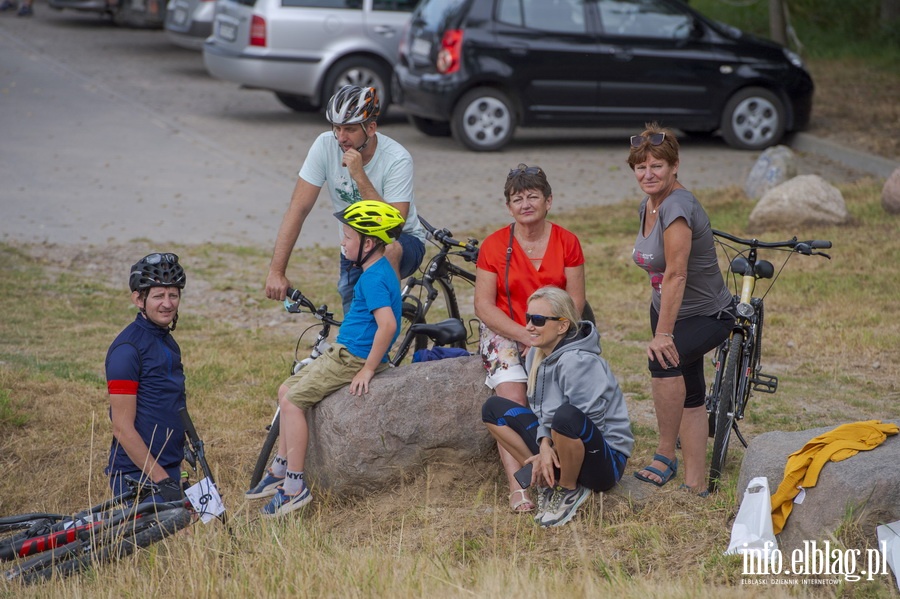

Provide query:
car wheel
left=322, top=56, right=392, bottom=114
left=408, top=115, right=452, bottom=137
left=274, top=92, right=316, bottom=113
left=451, top=88, right=516, bottom=152
left=720, top=87, right=785, bottom=151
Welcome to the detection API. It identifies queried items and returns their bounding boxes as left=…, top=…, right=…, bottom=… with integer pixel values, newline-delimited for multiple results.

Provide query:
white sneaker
left=539, top=485, right=591, bottom=527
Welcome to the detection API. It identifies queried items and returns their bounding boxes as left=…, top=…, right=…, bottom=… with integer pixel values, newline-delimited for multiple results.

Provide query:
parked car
left=393, top=0, right=814, bottom=151
left=165, top=0, right=215, bottom=50
left=203, top=0, right=419, bottom=113
left=47, top=0, right=166, bottom=27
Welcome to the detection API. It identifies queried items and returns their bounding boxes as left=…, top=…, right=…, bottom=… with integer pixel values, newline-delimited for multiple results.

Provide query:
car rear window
left=415, top=0, right=469, bottom=30
left=497, top=0, right=588, bottom=34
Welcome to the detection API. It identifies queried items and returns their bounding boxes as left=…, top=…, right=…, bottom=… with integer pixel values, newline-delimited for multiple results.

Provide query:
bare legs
left=493, top=381, right=529, bottom=507
left=636, top=376, right=707, bottom=489
left=277, top=384, right=309, bottom=474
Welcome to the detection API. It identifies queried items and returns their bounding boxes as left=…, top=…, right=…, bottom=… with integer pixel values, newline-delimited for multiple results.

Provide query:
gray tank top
left=632, top=188, right=732, bottom=319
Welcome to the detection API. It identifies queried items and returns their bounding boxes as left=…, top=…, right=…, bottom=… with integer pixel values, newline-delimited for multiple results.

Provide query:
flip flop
left=633, top=453, right=678, bottom=487
left=679, top=483, right=710, bottom=498
left=509, top=489, right=535, bottom=513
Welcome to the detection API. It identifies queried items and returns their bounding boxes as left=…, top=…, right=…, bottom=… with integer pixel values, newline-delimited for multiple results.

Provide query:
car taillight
left=436, top=29, right=463, bottom=74
left=250, top=15, right=266, bottom=47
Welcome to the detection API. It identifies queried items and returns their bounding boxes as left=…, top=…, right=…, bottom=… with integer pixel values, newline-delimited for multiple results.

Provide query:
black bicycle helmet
left=129, top=253, right=186, bottom=292
left=325, top=85, right=381, bottom=125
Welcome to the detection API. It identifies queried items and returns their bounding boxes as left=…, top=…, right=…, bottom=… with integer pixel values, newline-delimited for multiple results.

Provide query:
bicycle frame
left=705, top=229, right=832, bottom=493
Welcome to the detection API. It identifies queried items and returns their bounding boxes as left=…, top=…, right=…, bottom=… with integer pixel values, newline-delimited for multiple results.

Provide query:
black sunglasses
left=630, top=133, right=666, bottom=148
left=525, top=313, right=567, bottom=327
left=507, top=163, right=544, bottom=179
left=145, top=253, right=179, bottom=265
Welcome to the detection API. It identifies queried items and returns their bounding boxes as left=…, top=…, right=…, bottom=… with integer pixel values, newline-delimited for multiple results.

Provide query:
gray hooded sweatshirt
left=524, top=321, right=634, bottom=458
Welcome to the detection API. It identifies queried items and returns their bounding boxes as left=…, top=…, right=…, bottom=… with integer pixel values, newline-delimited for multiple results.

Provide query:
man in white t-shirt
left=264, top=85, right=426, bottom=315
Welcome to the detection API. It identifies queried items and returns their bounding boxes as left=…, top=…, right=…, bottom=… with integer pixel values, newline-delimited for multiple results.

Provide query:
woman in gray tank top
left=627, top=124, right=733, bottom=495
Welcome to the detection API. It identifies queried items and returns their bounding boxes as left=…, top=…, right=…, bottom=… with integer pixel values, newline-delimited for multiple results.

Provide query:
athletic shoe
left=245, top=471, right=284, bottom=500
left=0, top=1, right=17, bottom=11
left=539, top=485, right=591, bottom=527
left=261, top=485, right=311, bottom=517
left=533, top=485, right=552, bottom=524
left=17, top=3, right=32, bottom=15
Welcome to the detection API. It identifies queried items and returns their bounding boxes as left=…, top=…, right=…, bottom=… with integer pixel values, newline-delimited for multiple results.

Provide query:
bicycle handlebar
left=713, top=229, right=832, bottom=258
left=284, top=287, right=342, bottom=326
left=418, top=216, right=480, bottom=262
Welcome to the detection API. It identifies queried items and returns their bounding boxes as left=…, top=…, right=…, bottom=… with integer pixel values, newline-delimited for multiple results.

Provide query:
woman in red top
left=474, top=163, right=586, bottom=512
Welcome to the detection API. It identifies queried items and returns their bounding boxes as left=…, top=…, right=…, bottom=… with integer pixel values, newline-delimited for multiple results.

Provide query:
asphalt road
left=0, top=12, right=870, bottom=249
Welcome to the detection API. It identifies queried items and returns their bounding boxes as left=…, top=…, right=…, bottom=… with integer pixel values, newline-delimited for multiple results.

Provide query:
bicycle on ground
left=706, top=229, right=832, bottom=493
left=247, top=286, right=469, bottom=490
left=1, top=407, right=224, bottom=584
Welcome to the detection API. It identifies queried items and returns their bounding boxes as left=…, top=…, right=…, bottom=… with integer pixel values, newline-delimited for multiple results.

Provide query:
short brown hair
left=504, top=164, right=552, bottom=204
left=627, top=122, right=680, bottom=170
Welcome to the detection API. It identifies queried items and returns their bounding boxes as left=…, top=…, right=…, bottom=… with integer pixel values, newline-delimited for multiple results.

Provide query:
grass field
left=1, top=174, right=898, bottom=597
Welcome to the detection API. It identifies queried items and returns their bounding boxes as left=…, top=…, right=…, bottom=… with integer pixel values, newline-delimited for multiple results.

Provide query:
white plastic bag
left=876, top=520, right=900, bottom=591
left=725, top=476, right=778, bottom=557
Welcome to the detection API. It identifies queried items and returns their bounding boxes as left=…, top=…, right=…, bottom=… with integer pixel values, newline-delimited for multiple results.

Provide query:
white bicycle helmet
left=325, top=85, right=381, bottom=125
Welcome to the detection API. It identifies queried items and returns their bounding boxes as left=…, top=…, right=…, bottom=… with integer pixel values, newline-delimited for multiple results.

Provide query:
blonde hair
left=525, top=286, right=580, bottom=397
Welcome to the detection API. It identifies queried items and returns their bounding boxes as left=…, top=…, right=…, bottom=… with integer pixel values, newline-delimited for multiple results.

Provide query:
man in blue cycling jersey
left=106, top=253, right=188, bottom=504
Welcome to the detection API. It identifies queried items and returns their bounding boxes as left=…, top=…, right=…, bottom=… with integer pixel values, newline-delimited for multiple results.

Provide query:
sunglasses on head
left=507, top=163, right=544, bottom=179
left=630, top=132, right=666, bottom=148
left=525, top=313, right=567, bottom=327
left=145, top=253, right=179, bottom=265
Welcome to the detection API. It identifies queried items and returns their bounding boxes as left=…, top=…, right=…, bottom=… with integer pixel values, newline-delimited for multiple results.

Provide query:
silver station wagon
left=203, top=0, right=419, bottom=113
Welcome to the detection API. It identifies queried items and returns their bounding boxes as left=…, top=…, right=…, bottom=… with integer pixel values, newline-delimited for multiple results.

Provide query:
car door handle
left=373, top=25, right=396, bottom=36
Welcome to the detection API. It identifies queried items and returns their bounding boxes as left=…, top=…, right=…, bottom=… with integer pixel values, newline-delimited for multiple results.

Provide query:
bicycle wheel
left=388, top=302, right=428, bottom=366
left=708, top=332, right=744, bottom=493
left=248, top=410, right=281, bottom=490
left=10, top=508, right=192, bottom=584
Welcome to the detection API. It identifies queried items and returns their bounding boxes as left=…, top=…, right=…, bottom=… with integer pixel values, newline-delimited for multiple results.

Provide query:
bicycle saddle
left=409, top=319, right=467, bottom=347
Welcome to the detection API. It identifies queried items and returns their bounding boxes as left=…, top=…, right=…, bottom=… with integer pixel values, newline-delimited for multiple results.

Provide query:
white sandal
left=509, top=488, right=535, bottom=513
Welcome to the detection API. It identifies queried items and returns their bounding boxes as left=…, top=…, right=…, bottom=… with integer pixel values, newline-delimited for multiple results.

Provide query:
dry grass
left=1, top=174, right=899, bottom=597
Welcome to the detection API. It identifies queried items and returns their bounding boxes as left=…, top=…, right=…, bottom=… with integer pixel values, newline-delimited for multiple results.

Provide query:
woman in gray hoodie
left=482, top=286, right=633, bottom=527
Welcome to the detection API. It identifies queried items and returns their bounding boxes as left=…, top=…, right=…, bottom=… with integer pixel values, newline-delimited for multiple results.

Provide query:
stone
left=305, top=355, right=495, bottom=496
left=882, top=166, right=900, bottom=214
left=736, top=421, right=900, bottom=553
left=749, top=175, right=851, bottom=232
left=744, top=145, right=798, bottom=199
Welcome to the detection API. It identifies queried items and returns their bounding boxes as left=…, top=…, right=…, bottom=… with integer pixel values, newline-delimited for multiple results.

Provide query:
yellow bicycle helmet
left=334, top=200, right=405, bottom=245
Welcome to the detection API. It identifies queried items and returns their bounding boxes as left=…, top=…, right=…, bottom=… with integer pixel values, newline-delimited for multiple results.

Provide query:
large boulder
left=736, top=421, right=900, bottom=553
left=882, top=166, right=900, bottom=215
left=744, top=145, right=798, bottom=199
left=748, top=175, right=850, bottom=232
left=305, top=355, right=495, bottom=496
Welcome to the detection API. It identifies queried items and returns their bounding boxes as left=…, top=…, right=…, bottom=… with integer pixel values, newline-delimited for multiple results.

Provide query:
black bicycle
left=389, top=216, right=479, bottom=365
left=705, top=229, right=832, bottom=493
left=247, top=286, right=468, bottom=490
left=1, top=408, right=223, bottom=584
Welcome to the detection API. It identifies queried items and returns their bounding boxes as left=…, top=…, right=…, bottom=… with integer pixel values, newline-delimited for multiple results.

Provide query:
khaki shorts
left=282, top=343, right=388, bottom=410
left=478, top=322, right=527, bottom=389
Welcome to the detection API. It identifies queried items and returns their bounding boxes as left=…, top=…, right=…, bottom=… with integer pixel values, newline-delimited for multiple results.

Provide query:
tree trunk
left=769, top=0, right=787, bottom=45
left=883, top=0, right=900, bottom=29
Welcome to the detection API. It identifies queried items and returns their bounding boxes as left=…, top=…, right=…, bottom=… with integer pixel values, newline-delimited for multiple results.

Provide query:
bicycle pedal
left=751, top=372, right=778, bottom=393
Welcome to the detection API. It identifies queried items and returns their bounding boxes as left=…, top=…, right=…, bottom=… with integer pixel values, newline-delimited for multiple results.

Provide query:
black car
left=393, top=0, right=814, bottom=151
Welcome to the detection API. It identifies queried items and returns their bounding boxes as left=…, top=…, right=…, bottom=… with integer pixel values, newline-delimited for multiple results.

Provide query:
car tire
left=274, top=92, right=316, bottom=113
left=408, top=115, right=452, bottom=137
left=322, top=56, right=393, bottom=114
left=720, top=87, right=786, bottom=151
left=451, top=87, right=516, bottom=152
